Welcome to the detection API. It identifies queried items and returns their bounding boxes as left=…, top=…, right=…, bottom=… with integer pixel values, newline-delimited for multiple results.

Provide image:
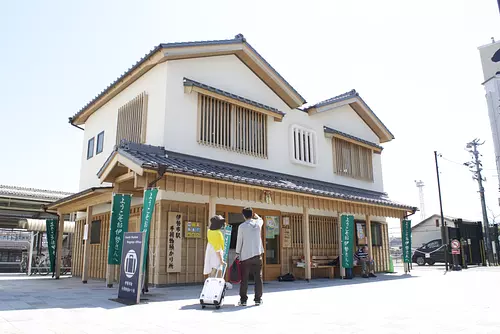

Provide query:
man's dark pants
left=239, top=255, right=263, bottom=302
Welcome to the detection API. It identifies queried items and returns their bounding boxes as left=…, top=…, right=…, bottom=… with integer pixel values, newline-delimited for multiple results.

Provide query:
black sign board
left=118, top=232, right=145, bottom=304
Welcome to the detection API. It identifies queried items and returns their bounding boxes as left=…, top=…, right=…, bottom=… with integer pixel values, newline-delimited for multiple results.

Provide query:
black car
left=412, top=239, right=448, bottom=266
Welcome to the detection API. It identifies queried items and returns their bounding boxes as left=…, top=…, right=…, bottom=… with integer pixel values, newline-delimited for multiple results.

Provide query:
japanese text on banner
left=107, top=194, right=131, bottom=265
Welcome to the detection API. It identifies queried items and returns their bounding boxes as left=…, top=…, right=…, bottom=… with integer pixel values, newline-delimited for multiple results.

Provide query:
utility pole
left=434, top=151, right=449, bottom=271
left=465, top=139, right=493, bottom=265
left=414, top=180, right=426, bottom=220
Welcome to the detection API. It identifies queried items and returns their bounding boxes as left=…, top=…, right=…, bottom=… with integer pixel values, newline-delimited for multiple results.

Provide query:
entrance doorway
left=216, top=205, right=282, bottom=281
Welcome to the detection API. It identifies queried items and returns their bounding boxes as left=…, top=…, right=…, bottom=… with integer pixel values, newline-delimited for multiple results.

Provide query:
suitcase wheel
left=201, top=305, right=206, bottom=309
left=215, top=305, right=220, bottom=309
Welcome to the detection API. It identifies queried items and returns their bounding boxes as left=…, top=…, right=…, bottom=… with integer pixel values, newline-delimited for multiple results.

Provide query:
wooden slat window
left=116, top=92, right=148, bottom=144
left=291, top=124, right=317, bottom=166
left=198, top=94, right=267, bottom=158
left=309, top=216, right=337, bottom=248
left=333, top=137, right=373, bottom=181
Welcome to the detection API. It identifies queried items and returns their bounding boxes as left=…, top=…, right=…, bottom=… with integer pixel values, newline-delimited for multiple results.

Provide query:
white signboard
left=166, top=212, right=183, bottom=273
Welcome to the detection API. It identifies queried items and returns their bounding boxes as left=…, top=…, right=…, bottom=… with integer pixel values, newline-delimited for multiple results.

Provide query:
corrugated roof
left=323, top=126, right=383, bottom=151
left=70, top=34, right=305, bottom=124
left=183, top=77, right=285, bottom=116
left=99, top=141, right=416, bottom=211
left=0, top=185, right=73, bottom=202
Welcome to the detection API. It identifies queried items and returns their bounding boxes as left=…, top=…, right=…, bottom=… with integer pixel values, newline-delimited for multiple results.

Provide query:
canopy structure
left=18, top=219, right=75, bottom=234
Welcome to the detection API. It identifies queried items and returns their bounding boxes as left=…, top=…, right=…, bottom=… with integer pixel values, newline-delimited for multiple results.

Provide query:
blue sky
left=1, top=0, right=500, bottom=227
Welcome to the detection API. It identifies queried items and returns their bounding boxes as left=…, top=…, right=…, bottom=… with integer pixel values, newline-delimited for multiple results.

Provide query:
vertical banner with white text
left=108, top=194, right=132, bottom=265
left=140, top=188, right=158, bottom=272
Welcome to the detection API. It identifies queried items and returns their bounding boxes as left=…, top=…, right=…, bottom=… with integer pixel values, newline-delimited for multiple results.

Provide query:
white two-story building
left=49, top=34, right=416, bottom=285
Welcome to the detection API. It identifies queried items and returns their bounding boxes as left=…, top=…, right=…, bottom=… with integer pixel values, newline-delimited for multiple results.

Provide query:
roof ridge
left=307, top=89, right=358, bottom=109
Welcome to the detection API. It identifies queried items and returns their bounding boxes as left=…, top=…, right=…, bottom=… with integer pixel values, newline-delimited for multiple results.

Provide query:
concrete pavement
left=0, top=266, right=498, bottom=333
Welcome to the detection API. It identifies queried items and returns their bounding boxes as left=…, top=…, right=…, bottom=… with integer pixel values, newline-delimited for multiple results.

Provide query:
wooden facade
left=54, top=170, right=407, bottom=285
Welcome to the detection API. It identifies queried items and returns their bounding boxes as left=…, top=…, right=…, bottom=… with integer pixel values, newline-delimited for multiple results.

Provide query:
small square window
left=87, top=137, right=95, bottom=159
left=96, top=131, right=104, bottom=155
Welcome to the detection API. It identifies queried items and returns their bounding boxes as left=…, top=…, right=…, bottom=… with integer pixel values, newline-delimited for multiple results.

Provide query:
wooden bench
left=292, top=256, right=337, bottom=279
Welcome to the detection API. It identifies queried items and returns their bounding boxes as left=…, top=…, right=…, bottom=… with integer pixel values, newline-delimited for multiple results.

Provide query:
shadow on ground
left=0, top=272, right=416, bottom=312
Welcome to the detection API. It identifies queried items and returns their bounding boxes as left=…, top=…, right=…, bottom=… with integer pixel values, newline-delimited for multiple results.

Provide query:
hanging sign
left=45, top=219, right=58, bottom=274
left=401, top=220, right=412, bottom=263
left=265, top=216, right=280, bottom=239
left=341, top=215, right=354, bottom=269
left=107, top=193, right=132, bottom=265
left=140, top=188, right=158, bottom=272
left=118, top=232, right=145, bottom=304
left=167, top=212, right=183, bottom=272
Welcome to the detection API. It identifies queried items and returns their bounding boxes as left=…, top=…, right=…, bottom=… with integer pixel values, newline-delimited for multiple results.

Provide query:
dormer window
left=290, top=125, right=317, bottom=166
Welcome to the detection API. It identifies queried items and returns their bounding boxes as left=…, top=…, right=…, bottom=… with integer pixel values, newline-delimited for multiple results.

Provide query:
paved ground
left=0, top=265, right=499, bottom=333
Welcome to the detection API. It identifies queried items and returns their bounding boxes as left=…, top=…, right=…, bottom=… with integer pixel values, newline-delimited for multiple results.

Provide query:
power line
left=440, top=155, right=498, bottom=171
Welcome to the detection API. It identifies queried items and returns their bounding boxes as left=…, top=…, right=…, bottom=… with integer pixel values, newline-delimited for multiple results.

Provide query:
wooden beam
left=55, top=212, right=64, bottom=279
left=303, top=207, right=311, bottom=281
left=56, top=192, right=112, bottom=215
left=366, top=215, right=373, bottom=264
left=115, top=171, right=135, bottom=183
left=82, top=206, right=93, bottom=283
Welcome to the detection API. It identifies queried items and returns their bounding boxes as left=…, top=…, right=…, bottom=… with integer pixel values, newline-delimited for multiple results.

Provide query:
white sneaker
left=225, top=282, right=233, bottom=290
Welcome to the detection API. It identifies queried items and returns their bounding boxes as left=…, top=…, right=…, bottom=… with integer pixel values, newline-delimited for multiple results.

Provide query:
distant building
left=411, top=214, right=476, bottom=247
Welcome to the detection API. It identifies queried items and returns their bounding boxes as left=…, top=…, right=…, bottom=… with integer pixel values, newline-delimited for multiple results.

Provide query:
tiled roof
left=0, top=185, right=73, bottom=202
left=308, top=89, right=358, bottom=109
left=70, top=34, right=305, bottom=124
left=306, top=90, right=395, bottom=140
left=323, top=126, right=383, bottom=151
left=100, top=141, right=415, bottom=211
left=183, top=78, right=285, bottom=116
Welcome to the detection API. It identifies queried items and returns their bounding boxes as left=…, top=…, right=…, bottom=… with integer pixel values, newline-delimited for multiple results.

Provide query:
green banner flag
left=108, top=193, right=132, bottom=265
left=140, top=188, right=158, bottom=272
left=45, top=219, right=58, bottom=274
left=341, top=215, right=354, bottom=269
left=402, top=220, right=412, bottom=263
left=221, top=224, right=232, bottom=274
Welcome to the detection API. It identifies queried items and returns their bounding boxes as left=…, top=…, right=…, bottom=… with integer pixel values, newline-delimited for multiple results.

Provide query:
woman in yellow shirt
left=203, top=215, right=226, bottom=278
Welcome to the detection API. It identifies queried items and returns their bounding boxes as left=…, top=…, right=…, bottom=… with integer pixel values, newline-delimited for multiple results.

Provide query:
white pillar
left=27, top=231, right=34, bottom=276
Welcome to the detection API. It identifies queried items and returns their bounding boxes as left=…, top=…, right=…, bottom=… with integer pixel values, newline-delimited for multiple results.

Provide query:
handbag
left=229, top=258, right=241, bottom=283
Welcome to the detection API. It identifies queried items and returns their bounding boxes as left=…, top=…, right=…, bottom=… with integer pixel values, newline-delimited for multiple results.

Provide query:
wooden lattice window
left=309, top=216, right=337, bottom=248
left=198, top=94, right=267, bottom=158
left=333, top=137, right=373, bottom=181
left=116, top=92, right=148, bottom=144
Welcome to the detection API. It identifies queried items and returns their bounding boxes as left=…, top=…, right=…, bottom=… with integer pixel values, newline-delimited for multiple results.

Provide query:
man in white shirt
left=235, top=207, right=264, bottom=306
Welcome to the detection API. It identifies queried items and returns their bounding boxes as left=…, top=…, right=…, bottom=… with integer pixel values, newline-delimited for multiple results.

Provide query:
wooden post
left=302, top=207, right=311, bottom=281
left=366, top=215, right=373, bottom=268
left=208, top=196, right=216, bottom=220
left=338, top=214, right=345, bottom=278
left=55, top=212, right=64, bottom=279
left=82, top=206, right=93, bottom=283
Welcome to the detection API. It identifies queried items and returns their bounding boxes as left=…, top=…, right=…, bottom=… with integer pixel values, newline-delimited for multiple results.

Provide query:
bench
left=292, top=256, right=337, bottom=279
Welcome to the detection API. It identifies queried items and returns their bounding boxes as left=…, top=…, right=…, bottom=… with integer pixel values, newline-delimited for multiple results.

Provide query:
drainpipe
left=68, top=117, right=84, bottom=131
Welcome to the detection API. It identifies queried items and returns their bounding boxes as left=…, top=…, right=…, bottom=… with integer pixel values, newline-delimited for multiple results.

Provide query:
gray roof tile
left=101, top=141, right=415, bottom=211
left=323, top=126, right=383, bottom=151
left=0, top=185, right=73, bottom=202
left=183, top=78, right=285, bottom=116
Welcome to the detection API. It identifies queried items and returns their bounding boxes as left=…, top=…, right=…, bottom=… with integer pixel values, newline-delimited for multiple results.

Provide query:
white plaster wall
left=78, top=63, right=167, bottom=191
left=163, top=55, right=384, bottom=192
left=411, top=216, right=453, bottom=247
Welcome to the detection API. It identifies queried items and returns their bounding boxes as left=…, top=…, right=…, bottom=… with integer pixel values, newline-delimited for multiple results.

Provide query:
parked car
left=412, top=239, right=448, bottom=266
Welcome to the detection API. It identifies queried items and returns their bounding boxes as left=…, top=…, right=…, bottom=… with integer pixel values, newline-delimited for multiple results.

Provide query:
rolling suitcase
left=200, top=267, right=227, bottom=309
